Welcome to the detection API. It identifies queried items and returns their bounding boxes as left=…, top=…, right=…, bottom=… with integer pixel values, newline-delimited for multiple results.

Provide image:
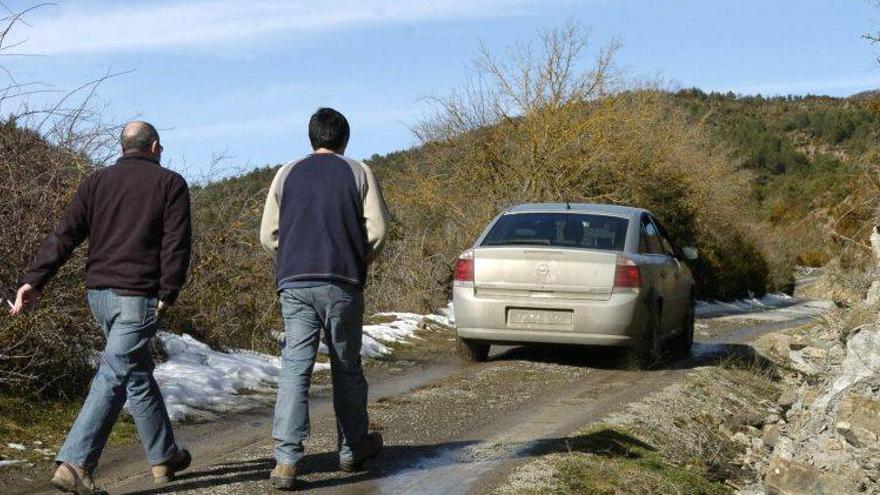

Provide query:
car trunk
left=473, top=247, right=617, bottom=301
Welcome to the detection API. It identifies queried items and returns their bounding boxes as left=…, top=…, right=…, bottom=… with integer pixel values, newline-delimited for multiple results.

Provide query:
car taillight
left=454, top=251, right=474, bottom=282
left=614, top=258, right=640, bottom=289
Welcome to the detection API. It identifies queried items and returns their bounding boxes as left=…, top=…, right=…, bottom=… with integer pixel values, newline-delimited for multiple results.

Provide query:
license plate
left=507, top=308, right=573, bottom=328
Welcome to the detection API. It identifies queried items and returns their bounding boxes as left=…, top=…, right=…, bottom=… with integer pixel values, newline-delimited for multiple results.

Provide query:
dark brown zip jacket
left=22, top=154, right=192, bottom=304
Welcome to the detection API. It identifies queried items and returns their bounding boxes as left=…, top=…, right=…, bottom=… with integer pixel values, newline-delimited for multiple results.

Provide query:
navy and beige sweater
left=259, top=153, right=390, bottom=289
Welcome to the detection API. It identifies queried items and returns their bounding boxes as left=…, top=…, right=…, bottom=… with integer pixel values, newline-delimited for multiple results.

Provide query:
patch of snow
left=695, top=293, right=836, bottom=322
left=314, top=313, right=423, bottom=359
left=350, top=336, right=390, bottom=359
left=695, top=293, right=796, bottom=317
left=425, top=314, right=452, bottom=327
left=371, top=313, right=423, bottom=338
left=0, top=460, right=24, bottom=467
left=152, top=333, right=287, bottom=421
left=154, top=310, right=447, bottom=421
left=6, top=443, right=25, bottom=450
left=712, top=299, right=834, bottom=323
left=286, top=311, right=448, bottom=359
left=433, top=302, right=455, bottom=326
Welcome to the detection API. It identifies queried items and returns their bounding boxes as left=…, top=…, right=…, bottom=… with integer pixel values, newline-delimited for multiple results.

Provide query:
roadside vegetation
left=495, top=359, right=784, bottom=495
left=499, top=425, right=732, bottom=495
left=673, top=89, right=879, bottom=284
left=0, top=398, right=136, bottom=464
left=0, top=124, right=98, bottom=398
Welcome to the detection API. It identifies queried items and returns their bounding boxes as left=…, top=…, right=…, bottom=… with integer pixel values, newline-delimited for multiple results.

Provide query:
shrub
left=0, top=122, right=101, bottom=397
left=163, top=166, right=281, bottom=353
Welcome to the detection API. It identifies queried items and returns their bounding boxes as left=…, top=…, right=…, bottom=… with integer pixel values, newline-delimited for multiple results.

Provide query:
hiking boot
left=50, top=463, right=106, bottom=495
left=339, top=431, right=383, bottom=473
left=152, top=447, right=192, bottom=485
left=270, top=463, right=298, bottom=491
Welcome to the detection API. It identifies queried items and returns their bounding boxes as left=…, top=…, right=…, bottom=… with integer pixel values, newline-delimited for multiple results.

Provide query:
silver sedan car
left=452, top=203, right=698, bottom=365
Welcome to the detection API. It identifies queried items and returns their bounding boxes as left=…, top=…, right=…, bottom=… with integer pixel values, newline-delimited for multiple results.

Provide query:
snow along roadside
left=695, top=293, right=835, bottom=320
left=150, top=309, right=453, bottom=422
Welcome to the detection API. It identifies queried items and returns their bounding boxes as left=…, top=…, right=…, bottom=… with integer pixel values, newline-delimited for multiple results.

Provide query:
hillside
left=2, top=88, right=877, bottom=402
left=362, top=90, right=878, bottom=293
left=368, top=91, right=879, bottom=224
left=673, top=90, right=877, bottom=224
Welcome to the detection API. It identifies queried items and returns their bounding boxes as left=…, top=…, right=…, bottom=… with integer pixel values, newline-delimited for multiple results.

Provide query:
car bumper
left=453, top=286, right=646, bottom=347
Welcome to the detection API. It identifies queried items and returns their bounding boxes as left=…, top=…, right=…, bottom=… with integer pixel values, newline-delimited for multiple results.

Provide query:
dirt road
left=8, top=300, right=824, bottom=495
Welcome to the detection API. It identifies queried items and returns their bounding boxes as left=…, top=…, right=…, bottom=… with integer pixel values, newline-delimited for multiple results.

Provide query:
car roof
left=503, top=202, right=649, bottom=219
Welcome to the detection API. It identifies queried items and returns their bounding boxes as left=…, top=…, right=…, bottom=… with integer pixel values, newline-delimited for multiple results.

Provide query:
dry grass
left=496, top=363, right=781, bottom=495
left=817, top=143, right=880, bottom=302
left=0, top=397, right=137, bottom=463
left=495, top=424, right=732, bottom=495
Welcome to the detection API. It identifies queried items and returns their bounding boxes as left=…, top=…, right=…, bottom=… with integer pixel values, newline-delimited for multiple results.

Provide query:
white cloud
left=10, top=0, right=543, bottom=56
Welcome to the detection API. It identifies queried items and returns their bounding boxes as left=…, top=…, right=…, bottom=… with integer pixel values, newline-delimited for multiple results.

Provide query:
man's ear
left=151, top=141, right=162, bottom=156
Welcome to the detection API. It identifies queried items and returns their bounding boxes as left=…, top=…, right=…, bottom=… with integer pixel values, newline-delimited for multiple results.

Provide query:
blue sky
left=1, top=0, right=878, bottom=178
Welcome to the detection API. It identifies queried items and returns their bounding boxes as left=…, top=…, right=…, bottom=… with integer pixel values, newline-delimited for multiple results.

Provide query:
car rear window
left=482, top=213, right=629, bottom=251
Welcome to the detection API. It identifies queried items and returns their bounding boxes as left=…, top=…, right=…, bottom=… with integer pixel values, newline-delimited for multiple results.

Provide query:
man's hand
left=157, top=300, right=170, bottom=316
left=10, top=284, right=40, bottom=315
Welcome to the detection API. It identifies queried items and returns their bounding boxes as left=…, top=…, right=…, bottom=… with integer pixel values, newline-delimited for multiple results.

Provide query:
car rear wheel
left=669, top=297, right=695, bottom=360
left=456, top=336, right=490, bottom=363
left=626, top=303, right=663, bottom=369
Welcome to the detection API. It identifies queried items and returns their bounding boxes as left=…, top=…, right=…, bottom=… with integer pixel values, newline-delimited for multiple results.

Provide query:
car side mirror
left=681, top=246, right=698, bottom=261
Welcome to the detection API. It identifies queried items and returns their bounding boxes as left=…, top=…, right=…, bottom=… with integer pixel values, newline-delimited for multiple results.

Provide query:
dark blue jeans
left=273, top=284, right=369, bottom=465
left=56, top=289, right=178, bottom=470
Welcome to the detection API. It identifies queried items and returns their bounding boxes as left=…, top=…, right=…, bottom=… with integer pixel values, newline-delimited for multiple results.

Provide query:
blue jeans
left=273, top=284, right=369, bottom=465
left=56, top=289, right=178, bottom=470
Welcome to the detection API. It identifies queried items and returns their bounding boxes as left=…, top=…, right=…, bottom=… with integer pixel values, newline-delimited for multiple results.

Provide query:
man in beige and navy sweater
left=260, top=107, right=390, bottom=490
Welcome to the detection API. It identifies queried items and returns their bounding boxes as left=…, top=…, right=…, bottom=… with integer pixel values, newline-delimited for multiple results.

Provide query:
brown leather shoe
left=339, top=431, right=383, bottom=472
left=50, top=462, right=106, bottom=495
left=270, top=463, right=297, bottom=491
left=152, top=447, right=192, bottom=485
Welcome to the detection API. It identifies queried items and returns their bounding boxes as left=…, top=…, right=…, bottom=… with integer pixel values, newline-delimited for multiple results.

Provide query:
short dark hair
left=120, top=121, right=160, bottom=154
left=308, top=108, right=349, bottom=152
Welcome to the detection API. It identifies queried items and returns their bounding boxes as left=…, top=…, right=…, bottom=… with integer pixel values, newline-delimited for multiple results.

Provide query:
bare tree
left=866, top=0, right=880, bottom=59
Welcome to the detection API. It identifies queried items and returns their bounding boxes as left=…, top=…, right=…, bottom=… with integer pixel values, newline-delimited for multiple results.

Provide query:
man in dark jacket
left=260, top=108, right=390, bottom=490
left=11, top=121, right=193, bottom=494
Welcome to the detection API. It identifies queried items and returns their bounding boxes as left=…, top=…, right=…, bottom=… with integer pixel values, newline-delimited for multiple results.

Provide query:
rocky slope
left=742, top=304, right=880, bottom=494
